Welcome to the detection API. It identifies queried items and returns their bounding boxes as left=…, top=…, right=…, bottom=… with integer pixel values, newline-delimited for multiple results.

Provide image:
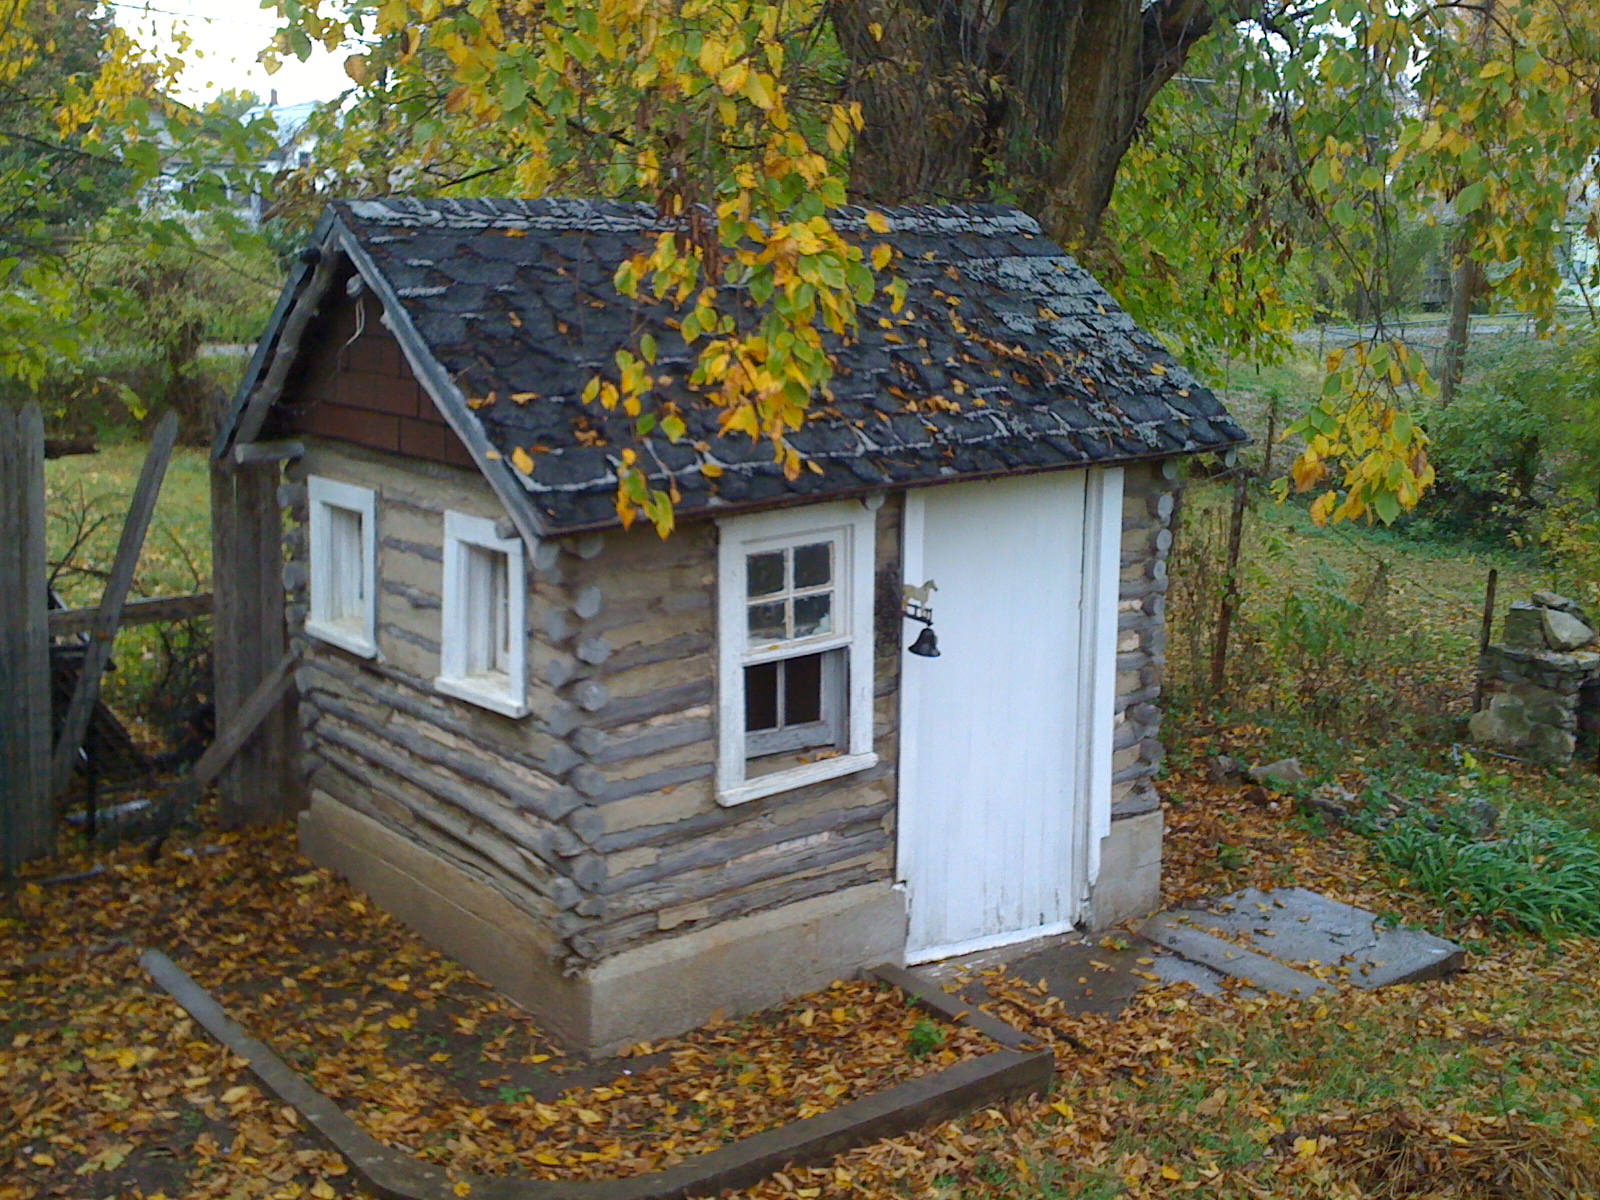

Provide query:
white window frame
left=716, top=500, right=879, bottom=806
left=306, top=476, right=378, bottom=659
left=437, top=510, right=528, bottom=718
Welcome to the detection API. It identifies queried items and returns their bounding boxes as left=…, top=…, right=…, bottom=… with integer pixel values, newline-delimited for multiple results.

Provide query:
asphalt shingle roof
left=233, top=197, right=1245, bottom=534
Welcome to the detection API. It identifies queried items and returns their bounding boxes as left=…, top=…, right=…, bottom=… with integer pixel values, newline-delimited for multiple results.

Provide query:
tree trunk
left=834, top=0, right=1257, bottom=248
left=1437, top=237, right=1483, bottom=407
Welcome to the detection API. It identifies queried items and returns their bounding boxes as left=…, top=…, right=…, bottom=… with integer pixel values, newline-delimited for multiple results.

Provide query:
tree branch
left=1136, top=0, right=1272, bottom=113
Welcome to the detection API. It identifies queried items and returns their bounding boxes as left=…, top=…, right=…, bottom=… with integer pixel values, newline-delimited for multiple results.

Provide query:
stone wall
left=1470, top=593, right=1600, bottom=764
left=1088, top=459, right=1180, bottom=926
left=1112, top=460, right=1181, bottom=819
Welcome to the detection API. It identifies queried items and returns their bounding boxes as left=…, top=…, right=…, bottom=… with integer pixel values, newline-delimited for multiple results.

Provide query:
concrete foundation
left=1087, top=809, right=1163, bottom=929
left=300, top=793, right=907, bottom=1055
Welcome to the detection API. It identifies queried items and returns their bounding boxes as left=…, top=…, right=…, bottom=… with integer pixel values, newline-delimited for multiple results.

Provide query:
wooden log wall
left=211, top=456, right=302, bottom=826
left=286, top=440, right=1177, bottom=977
left=0, top=404, right=54, bottom=863
left=286, top=441, right=902, bottom=973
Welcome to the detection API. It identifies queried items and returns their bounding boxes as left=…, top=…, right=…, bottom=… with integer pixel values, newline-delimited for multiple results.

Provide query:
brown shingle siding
left=275, top=290, right=476, bottom=471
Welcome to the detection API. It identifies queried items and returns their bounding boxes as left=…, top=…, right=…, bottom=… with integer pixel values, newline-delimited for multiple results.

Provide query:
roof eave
left=528, top=434, right=1249, bottom=536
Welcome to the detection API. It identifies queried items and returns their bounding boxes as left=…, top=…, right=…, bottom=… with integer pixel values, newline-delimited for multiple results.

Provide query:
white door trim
left=1078, top=466, right=1124, bottom=891
left=894, top=489, right=928, bottom=915
left=895, top=466, right=1124, bottom=964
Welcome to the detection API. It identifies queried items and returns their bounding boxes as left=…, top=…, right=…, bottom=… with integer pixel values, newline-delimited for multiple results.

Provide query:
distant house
left=215, top=198, right=1246, bottom=1053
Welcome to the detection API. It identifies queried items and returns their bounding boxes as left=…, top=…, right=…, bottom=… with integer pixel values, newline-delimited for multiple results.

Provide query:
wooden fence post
left=1209, top=472, right=1250, bottom=699
left=211, top=457, right=301, bottom=826
left=1470, top=568, right=1498, bottom=714
left=0, top=404, right=54, bottom=864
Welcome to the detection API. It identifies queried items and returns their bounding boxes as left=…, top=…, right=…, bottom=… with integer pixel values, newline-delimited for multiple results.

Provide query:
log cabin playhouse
left=217, top=198, right=1246, bottom=1053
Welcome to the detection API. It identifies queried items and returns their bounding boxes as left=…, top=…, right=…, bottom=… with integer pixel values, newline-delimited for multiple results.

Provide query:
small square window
left=306, top=476, right=378, bottom=658
left=716, top=502, right=879, bottom=806
left=439, top=511, right=527, bottom=718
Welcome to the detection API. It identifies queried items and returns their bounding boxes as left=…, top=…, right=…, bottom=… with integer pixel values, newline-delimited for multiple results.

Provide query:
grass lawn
left=43, top=444, right=214, bottom=604
left=42, top=444, right=213, bottom=733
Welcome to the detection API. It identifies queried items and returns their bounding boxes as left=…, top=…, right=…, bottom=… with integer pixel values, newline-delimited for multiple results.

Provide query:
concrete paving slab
left=1141, top=914, right=1332, bottom=998
left=913, top=931, right=1225, bottom=1025
left=1174, top=887, right=1465, bottom=989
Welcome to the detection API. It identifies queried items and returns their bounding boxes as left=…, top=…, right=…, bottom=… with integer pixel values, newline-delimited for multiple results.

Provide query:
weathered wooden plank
left=599, top=810, right=891, bottom=904
left=235, top=252, right=343, bottom=445
left=0, top=404, right=54, bottom=861
left=192, top=656, right=295, bottom=789
left=233, top=440, right=304, bottom=465
left=48, top=593, right=213, bottom=638
left=52, top=412, right=180, bottom=795
left=572, top=855, right=887, bottom=961
left=212, top=456, right=301, bottom=826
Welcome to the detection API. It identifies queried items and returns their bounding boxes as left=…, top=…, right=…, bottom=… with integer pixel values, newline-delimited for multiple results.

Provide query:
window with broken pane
left=745, top=541, right=834, bottom=647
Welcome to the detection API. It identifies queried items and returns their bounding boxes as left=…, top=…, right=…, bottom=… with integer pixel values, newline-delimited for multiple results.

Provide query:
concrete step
left=1146, top=887, right=1465, bottom=996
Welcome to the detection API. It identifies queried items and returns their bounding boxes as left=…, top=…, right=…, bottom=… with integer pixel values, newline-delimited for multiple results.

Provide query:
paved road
left=1290, top=314, right=1539, bottom=349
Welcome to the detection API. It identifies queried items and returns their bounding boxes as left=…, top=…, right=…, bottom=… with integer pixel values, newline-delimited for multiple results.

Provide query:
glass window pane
left=745, top=661, right=779, bottom=731
left=793, top=542, right=831, bottom=589
left=784, top=653, right=823, bottom=725
left=793, top=593, right=832, bottom=638
left=327, top=506, right=363, bottom=624
left=747, top=601, right=787, bottom=642
left=746, top=551, right=785, bottom=598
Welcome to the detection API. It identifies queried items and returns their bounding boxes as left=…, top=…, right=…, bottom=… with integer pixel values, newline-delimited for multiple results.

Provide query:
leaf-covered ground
left=6, top=740, right=1600, bottom=1200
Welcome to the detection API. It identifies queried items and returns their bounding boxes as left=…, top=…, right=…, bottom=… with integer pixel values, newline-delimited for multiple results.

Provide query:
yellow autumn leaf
left=868, top=21, right=884, bottom=40
left=871, top=243, right=892, bottom=271
left=220, top=1085, right=252, bottom=1105
left=864, top=210, right=891, bottom=234
left=311, top=1180, right=337, bottom=1199
left=511, top=446, right=535, bottom=475
left=535, top=1152, right=561, bottom=1166
left=113, top=1047, right=139, bottom=1069
left=453, top=1182, right=472, bottom=1197
left=575, top=1107, right=604, bottom=1125
left=1161, top=1165, right=1182, bottom=1180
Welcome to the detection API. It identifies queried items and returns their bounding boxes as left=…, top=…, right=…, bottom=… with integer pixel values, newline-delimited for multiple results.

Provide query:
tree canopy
left=23, top=0, right=1598, bottom=531
left=0, top=0, right=279, bottom=397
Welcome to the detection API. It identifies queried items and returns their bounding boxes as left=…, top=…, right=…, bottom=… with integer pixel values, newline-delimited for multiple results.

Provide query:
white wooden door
left=898, top=468, right=1123, bottom=963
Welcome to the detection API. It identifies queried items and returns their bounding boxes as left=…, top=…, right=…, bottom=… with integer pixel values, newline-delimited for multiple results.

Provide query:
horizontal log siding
left=1110, top=461, right=1180, bottom=819
left=284, top=444, right=587, bottom=941
left=285, top=437, right=905, bottom=975
left=547, top=496, right=903, bottom=970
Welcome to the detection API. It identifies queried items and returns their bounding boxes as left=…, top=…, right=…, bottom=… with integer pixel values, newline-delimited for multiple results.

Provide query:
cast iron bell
left=907, top=626, right=940, bottom=657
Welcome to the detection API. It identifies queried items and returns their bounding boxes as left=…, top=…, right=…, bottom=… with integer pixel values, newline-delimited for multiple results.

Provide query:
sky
left=109, top=0, right=356, bottom=108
